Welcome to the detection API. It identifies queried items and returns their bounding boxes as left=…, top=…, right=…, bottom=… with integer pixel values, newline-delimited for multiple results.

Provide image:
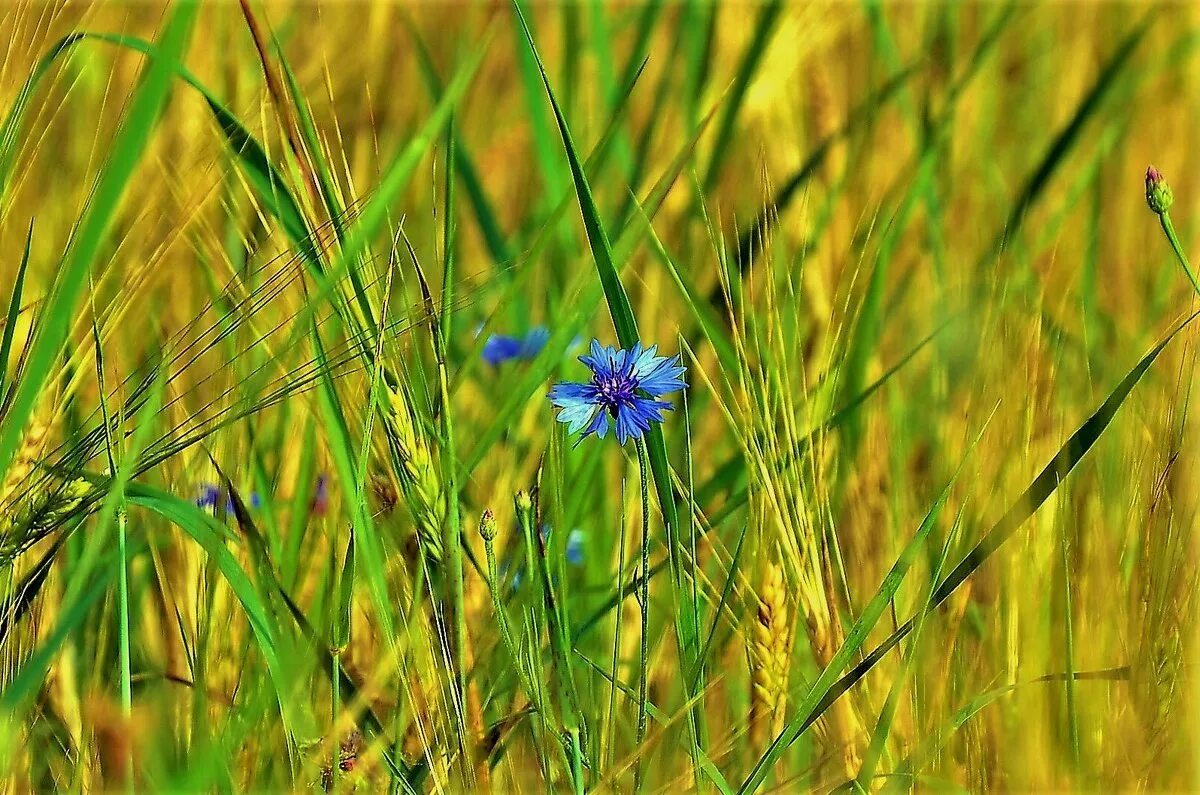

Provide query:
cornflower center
left=593, top=371, right=636, bottom=415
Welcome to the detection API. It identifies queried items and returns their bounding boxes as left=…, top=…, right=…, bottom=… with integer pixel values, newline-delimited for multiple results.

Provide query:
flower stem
left=633, top=439, right=651, bottom=793
left=605, top=483, right=629, bottom=769
left=1158, top=212, right=1200, bottom=299
left=482, top=528, right=537, bottom=712
left=117, top=508, right=133, bottom=793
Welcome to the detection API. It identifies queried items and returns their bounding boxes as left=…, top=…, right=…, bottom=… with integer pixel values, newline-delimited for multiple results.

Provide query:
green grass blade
left=270, top=32, right=346, bottom=239
left=207, top=97, right=324, bottom=271
left=0, top=33, right=85, bottom=205
left=127, top=483, right=294, bottom=726
left=322, top=37, right=488, bottom=304
left=0, top=0, right=197, bottom=499
left=0, top=219, right=34, bottom=401
left=0, top=561, right=112, bottom=713
left=701, top=0, right=782, bottom=191
left=986, top=14, right=1152, bottom=262
left=852, top=508, right=963, bottom=792
left=0, top=537, right=63, bottom=646
left=404, top=17, right=510, bottom=267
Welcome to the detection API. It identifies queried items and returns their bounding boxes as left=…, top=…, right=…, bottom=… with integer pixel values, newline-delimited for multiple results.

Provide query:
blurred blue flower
left=566, top=529, right=585, bottom=565
left=195, top=484, right=222, bottom=510
left=483, top=326, right=550, bottom=366
left=549, top=341, right=687, bottom=444
left=195, top=483, right=261, bottom=513
left=507, top=525, right=585, bottom=588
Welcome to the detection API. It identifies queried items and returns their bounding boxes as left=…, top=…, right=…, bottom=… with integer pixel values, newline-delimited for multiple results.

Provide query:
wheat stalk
left=0, top=415, right=50, bottom=517
left=0, top=405, right=91, bottom=559
left=749, top=559, right=791, bottom=753
left=383, top=384, right=445, bottom=565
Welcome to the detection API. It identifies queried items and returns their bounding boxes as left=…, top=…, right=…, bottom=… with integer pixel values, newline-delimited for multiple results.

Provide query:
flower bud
left=1146, top=165, right=1174, bottom=214
left=479, top=509, right=497, bottom=542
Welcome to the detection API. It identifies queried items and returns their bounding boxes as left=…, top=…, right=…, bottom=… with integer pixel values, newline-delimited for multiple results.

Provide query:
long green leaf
left=985, top=13, right=1152, bottom=263
left=701, top=0, right=782, bottom=191
left=0, top=1, right=198, bottom=508
left=0, top=220, right=34, bottom=402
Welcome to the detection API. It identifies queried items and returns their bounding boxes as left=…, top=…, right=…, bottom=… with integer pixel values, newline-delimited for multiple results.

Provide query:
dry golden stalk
left=749, top=560, right=791, bottom=753
left=383, top=385, right=445, bottom=565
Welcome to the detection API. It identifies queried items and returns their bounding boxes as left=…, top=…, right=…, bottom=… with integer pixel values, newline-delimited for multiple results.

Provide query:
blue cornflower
left=482, top=326, right=551, bottom=366
left=549, top=341, right=687, bottom=444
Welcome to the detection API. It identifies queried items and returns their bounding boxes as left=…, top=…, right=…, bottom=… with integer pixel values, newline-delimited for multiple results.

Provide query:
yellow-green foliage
left=0, top=3, right=1196, bottom=793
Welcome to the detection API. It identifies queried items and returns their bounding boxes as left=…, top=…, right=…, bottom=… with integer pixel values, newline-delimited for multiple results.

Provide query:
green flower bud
left=479, top=509, right=497, bottom=542
left=1146, top=165, right=1174, bottom=214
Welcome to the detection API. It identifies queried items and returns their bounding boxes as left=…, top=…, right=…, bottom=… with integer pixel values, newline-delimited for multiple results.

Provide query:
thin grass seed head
left=1146, top=165, right=1173, bottom=214
left=49, top=478, right=91, bottom=519
left=4, top=478, right=91, bottom=559
left=548, top=341, right=687, bottom=444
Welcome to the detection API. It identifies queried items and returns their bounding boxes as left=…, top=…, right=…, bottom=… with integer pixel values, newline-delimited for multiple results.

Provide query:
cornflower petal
left=638, top=358, right=687, bottom=396
left=196, top=483, right=221, bottom=508
left=559, top=402, right=598, bottom=434
left=583, top=410, right=609, bottom=439
left=548, top=382, right=595, bottom=406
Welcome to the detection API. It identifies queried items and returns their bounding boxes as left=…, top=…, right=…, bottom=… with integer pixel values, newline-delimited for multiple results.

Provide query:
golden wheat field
left=0, top=0, right=1197, bottom=792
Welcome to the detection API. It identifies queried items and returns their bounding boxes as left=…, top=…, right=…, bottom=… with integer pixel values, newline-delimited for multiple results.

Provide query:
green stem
left=515, top=493, right=569, bottom=775
left=436, top=116, right=470, bottom=778
left=633, top=439, right=651, bottom=794
left=570, top=728, right=585, bottom=795
left=605, top=487, right=630, bottom=768
left=331, top=540, right=343, bottom=794
left=1158, top=212, right=1200, bottom=298
left=532, top=498, right=585, bottom=780
left=482, top=531, right=543, bottom=722
left=1060, top=524, right=1081, bottom=777
left=117, top=508, right=133, bottom=793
